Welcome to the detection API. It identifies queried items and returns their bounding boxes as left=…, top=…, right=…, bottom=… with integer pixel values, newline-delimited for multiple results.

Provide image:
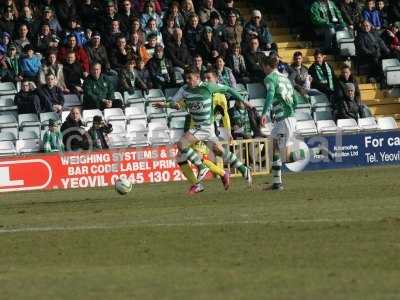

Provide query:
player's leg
left=177, top=132, right=209, bottom=181
left=178, top=161, right=205, bottom=194
left=212, top=142, right=252, bottom=187
left=203, top=158, right=230, bottom=190
left=271, top=138, right=284, bottom=190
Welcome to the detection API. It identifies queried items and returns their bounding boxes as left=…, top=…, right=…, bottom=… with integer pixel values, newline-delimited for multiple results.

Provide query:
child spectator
left=362, top=0, right=381, bottom=30
left=226, top=43, right=250, bottom=84
left=19, top=44, right=41, bottom=80
left=42, top=119, right=64, bottom=153
left=88, top=115, right=113, bottom=150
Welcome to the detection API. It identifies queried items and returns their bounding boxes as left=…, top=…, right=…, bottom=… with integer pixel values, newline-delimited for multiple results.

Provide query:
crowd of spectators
left=0, top=0, right=397, bottom=152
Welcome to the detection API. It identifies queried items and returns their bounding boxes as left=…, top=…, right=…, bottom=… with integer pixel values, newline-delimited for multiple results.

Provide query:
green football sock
left=223, top=149, right=246, bottom=176
left=181, top=147, right=204, bottom=168
left=272, top=154, right=282, bottom=185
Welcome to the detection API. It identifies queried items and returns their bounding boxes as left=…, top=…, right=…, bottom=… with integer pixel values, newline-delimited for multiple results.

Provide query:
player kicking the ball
left=260, top=55, right=305, bottom=191
left=153, top=68, right=252, bottom=188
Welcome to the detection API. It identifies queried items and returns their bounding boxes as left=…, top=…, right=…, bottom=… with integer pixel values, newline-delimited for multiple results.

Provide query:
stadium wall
left=0, top=130, right=399, bottom=192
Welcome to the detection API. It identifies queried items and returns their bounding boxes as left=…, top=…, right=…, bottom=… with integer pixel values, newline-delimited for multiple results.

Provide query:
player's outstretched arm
left=207, top=83, right=245, bottom=102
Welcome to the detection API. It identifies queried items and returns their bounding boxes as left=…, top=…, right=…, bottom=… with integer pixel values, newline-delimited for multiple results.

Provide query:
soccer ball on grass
left=115, top=178, right=133, bottom=195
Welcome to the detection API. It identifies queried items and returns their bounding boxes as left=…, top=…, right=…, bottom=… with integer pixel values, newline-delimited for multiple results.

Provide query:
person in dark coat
left=146, top=44, right=175, bottom=89
left=60, top=107, right=87, bottom=151
left=165, top=28, right=192, bottom=70
left=243, top=37, right=265, bottom=82
left=37, top=73, right=65, bottom=113
left=334, top=82, right=360, bottom=120
left=355, top=20, right=390, bottom=82
left=388, top=0, right=400, bottom=24
left=309, top=49, right=337, bottom=97
left=87, top=115, right=113, bottom=150
left=14, top=79, right=41, bottom=115
left=63, top=51, right=84, bottom=94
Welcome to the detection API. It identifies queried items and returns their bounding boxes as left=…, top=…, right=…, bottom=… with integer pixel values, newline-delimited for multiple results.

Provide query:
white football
left=115, top=178, right=133, bottom=195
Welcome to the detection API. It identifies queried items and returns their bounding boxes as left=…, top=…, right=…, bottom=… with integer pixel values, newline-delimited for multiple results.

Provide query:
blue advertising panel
left=285, top=130, right=400, bottom=172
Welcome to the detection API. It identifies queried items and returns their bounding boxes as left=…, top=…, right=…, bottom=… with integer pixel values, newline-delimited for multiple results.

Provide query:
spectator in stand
left=3, top=44, right=21, bottom=83
left=309, top=49, right=336, bottom=97
left=165, top=28, right=192, bottom=74
left=164, top=2, right=185, bottom=29
left=14, top=23, right=31, bottom=54
left=41, top=6, right=61, bottom=35
left=62, top=18, right=87, bottom=47
left=382, top=24, right=400, bottom=59
left=136, top=0, right=163, bottom=14
left=334, top=64, right=361, bottom=116
left=226, top=43, right=249, bottom=84
left=289, top=51, right=313, bottom=96
left=37, top=73, right=65, bottom=113
left=130, top=17, right=145, bottom=44
left=221, top=10, right=243, bottom=49
left=119, top=58, right=148, bottom=94
left=110, top=36, right=130, bottom=72
left=243, top=37, right=265, bottom=82
left=339, top=0, right=362, bottom=31
left=58, top=34, right=90, bottom=77
left=14, top=79, right=41, bottom=115
left=38, top=51, right=66, bottom=91
left=184, top=14, right=203, bottom=55
left=362, top=0, right=381, bottom=30
left=229, top=99, right=263, bottom=139
left=128, top=31, right=150, bottom=63
left=270, top=52, right=291, bottom=77
left=0, top=7, right=16, bottom=37
left=77, top=0, right=99, bottom=30
left=355, top=20, right=390, bottom=82
left=1, top=32, right=11, bottom=52
left=87, top=115, right=112, bottom=150
left=16, top=6, right=39, bottom=39
left=389, top=0, right=400, bottom=24
left=85, top=32, right=111, bottom=73
left=310, top=0, right=346, bottom=53
left=35, top=22, right=54, bottom=55
left=220, top=0, right=242, bottom=23
left=207, top=11, right=224, bottom=38
left=181, top=0, right=196, bottom=23
left=42, top=118, right=64, bottom=153
left=140, top=1, right=162, bottom=30
left=198, top=0, right=223, bottom=25
left=215, top=56, right=236, bottom=88
left=83, top=62, right=122, bottom=110
left=377, top=0, right=389, bottom=29
left=192, top=54, right=207, bottom=79
left=61, top=107, right=87, bottom=151
left=135, top=57, right=153, bottom=89
left=144, top=18, right=163, bottom=46
left=334, top=83, right=360, bottom=120
left=19, top=44, right=41, bottom=81
left=118, top=0, right=138, bottom=32
left=162, top=15, right=178, bottom=46
left=244, top=10, right=275, bottom=51
left=147, top=44, right=175, bottom=89
left=199, top=26, right=223, bottom=65
left=54, top=0, right=76, bottom=28
left=63, top=51, right=84, bottom=95
left=103, top=19, right=125, bottom=49
left=98, top=1, right=126, bottom=35
left=144, top=33, right=158, bottom=61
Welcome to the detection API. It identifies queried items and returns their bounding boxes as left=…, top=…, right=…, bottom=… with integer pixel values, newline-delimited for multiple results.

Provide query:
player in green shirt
left=260, top=56, right=306, bottom=191
left=154, top=68, right=252, bottom=186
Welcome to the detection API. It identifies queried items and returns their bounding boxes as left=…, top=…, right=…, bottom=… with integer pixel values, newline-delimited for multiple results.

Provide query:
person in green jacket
left=83, top=62, right=123, bottom=110
left=310, top=0, right=347, bottom=52
left=42, top=119, right=64, bottom=153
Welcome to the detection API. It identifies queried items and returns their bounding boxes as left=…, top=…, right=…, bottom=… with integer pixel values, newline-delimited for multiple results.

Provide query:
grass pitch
left=0, top=166, right=400, bottom=300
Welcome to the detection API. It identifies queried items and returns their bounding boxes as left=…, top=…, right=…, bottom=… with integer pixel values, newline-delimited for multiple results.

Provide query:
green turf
left=0, top=166, right=400, bottom=300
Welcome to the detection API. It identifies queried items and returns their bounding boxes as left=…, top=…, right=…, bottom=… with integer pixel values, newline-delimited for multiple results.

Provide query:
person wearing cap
left=83, top=62, right=122, bottom=110
left=41, top=6, right=62, bottom=35
left=85, top=32, right=111, bottom=72
left=42, top=118, right=65, bottom=153
left=87, top=115, right=113, bottom=150
left=220, top=0, right=242, bottom=23
left=310, top=0, right=347, bottom=52
left=221, top=9, right=243, bottom=49
left=58, top=34, right=90, bottom=76
left=244, top=10, right=275, bottom=51
left=19, top=43, right=41, bottom=80
left=147, top=44, right=176, bottom=89
left=198, top=0, right=223, bottom=25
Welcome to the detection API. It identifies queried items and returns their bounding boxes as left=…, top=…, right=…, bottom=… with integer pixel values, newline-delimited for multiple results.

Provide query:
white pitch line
left=0, top=218, right=384, bottom=234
